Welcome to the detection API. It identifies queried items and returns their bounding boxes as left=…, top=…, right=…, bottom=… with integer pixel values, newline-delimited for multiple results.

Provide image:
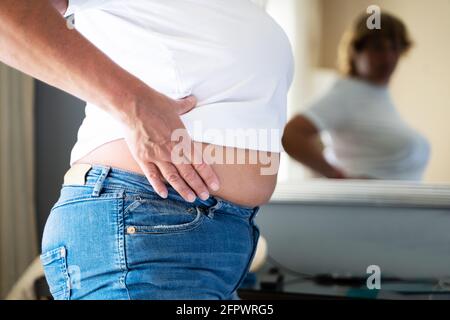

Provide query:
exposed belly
left=73, top=139, right=279, bottom=207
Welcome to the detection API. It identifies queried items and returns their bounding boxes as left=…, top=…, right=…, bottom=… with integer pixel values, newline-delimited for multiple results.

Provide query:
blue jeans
left=40, top=165, right=260, bottom=300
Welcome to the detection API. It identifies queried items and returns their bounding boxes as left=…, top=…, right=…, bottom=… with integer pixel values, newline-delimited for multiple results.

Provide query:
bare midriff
left=73, top=139, right=279, bottom=207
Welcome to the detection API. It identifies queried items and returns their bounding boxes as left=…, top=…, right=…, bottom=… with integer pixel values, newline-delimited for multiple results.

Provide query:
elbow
left=281, top=125, right=294, bottom=154
left=281, top=130, right=288, bottom=151
left=283, top=115, right=320, bottom=152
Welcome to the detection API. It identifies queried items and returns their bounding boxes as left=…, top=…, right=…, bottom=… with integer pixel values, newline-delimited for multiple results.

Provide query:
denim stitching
left=116, top=196, right=131, bottom=299
left=51, top=191, right=124, bottom=211
left=227, top=223, right=260, bottom=297
left=41, top=246, right=70, bottom=300
left=129, top=209, right=206, bottom=235
left=92, top=166, right=111, bottom=197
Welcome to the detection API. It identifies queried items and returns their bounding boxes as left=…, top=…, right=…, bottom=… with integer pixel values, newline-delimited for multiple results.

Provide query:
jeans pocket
left=40, top=246, right=71, bottom=300
left=124, top=197, right=207, bottom=235
left=228, top=222, right=261, bottom=296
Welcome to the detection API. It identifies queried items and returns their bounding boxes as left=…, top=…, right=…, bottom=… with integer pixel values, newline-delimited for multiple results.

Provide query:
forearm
left=0, top=1, right=220, bottom=200
left=283, top=132, right=341, bottom=178
left=0, top=0, right=150, bottom=124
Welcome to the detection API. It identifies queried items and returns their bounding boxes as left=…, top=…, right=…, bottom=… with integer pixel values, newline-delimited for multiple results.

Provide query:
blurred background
left=1, top=0, right=449, bottom=299
left=268, top=0, right=450, bottom=184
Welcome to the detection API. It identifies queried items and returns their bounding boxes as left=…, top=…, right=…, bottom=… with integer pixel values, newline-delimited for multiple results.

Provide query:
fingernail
left=200, top=192, right=210, bottom=200
left=160, top=191, right=168, bottom=198
left=210, top=182, right=219, bottom=191
left=187, top=193, right=196, bottom=202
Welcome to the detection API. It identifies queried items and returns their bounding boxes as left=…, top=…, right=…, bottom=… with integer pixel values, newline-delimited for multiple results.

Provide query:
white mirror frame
left=270, top=180, right=450, bottom=209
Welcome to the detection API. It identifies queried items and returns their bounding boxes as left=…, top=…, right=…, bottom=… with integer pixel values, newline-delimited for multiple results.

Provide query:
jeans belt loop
left=92, top=166, right=111, bottom=197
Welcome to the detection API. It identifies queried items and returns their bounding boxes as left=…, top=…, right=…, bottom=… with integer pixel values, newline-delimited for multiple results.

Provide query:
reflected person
left=283, top=12, right=430, bottom=181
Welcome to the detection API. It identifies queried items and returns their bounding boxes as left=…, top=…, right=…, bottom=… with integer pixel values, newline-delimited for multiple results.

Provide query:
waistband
left=69, top=164, right=260, bottom=220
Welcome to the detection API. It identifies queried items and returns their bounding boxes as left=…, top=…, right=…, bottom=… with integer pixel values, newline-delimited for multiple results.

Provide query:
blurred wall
left=319, top=0, right=450, bottom=183
left=34, top=82, right=84, bottom=240
left=266, top=0, right=324, bottom=182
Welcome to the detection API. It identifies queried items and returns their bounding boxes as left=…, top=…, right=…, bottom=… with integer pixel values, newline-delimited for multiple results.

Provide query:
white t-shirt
left=302, top=77, right=431, bottom=181
left=65, top=0, right=295, bottom=165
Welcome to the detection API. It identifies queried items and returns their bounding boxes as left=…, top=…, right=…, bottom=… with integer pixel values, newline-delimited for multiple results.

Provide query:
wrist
left=107, top=77, right=158, bottom=129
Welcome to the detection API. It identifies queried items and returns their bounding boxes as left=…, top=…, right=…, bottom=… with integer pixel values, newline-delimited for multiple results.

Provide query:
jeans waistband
left=83, top=164, right=260, bottom=221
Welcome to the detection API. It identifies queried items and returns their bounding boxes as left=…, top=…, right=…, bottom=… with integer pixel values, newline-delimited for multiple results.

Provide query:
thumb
left=175, top=95, right=197, bottom=115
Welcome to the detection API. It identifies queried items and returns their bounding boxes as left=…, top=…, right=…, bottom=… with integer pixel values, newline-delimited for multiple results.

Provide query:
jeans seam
left=41, top=246, right=71, bottom=300
left=117, top=197, right=131, bottom=300
left=51, top=192, right=124, bottom=210
left=95, top=184, right=154, bottom=194
left=127, top=211, right=206, bottom=235
left=227, top=222, right=260, bottom=297
left=63, top=183, right=157, bottom=199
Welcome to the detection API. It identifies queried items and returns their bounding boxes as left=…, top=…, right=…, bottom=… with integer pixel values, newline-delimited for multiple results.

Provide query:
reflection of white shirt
left=302, top=77, right=431, bottom=181
left=65, top=0, right=294, bottom=165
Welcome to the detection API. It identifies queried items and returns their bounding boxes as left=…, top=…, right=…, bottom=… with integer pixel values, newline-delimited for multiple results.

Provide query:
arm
left=0, top=0, right=219, bottom=201
left=0, top=0, right=132, bottom=119
left=282, top=115, right=346, bottom=179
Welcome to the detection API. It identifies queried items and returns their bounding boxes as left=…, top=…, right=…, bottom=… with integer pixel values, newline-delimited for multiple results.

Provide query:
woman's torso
left=74, top=140, right=279, bottom=207
left=68, top=0, right=294, bottom=206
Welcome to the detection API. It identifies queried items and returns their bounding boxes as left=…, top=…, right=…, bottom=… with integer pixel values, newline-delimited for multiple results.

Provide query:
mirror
left=261, top=0, right=450, bottom=185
